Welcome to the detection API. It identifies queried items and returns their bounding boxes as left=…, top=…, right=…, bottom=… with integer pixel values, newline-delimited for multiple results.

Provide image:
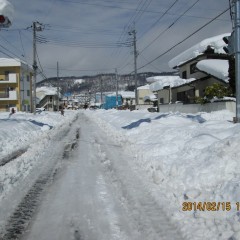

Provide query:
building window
left=190, top=63, right=197, bottom=74
left=27, top=75, right=30, bottom=82
left=27, top=90, right=30, bottom=96
left=160, top=98, right=164, bottom=104
left=182, top=71, right=187, bottom=79
left=5, top=71, right=10, bottom=81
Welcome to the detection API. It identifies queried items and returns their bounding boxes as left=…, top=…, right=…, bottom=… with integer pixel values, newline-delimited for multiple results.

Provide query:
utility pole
left=32, top=21, right=43, bottom=114
left=57, top=61, right=59, bottom=111
left=32, top=22, right=37, bottom=114
left=129, top=24, right=138, bottom=107
left=234, top=0, right=240, bottom=122
left=100, top=75, right=103, bottom=104
left=115, top=68, right=119, bottom=109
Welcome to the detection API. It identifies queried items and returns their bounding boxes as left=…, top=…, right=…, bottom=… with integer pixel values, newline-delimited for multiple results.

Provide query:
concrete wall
left=138, top=88, right=151, bottom=105
left=158, top=101, right=236, bottom=114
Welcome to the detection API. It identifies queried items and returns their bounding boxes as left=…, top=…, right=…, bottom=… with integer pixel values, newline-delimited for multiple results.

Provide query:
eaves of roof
left=173, top=53, right=228, bottom=69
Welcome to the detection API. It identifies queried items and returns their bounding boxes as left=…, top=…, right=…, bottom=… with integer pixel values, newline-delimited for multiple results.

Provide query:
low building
left=36, top=86, right=59, bottom=111
left=0, top=58, right=33, bottom=112
left=166, top=33, right=230, bottom=104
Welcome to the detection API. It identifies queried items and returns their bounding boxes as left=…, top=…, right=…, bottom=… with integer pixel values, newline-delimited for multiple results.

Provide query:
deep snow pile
left=0, top=111, right=74, bottom=159
left=0, top=110, right=78, bottom=204
left=84, top=109, right=240, bottom=240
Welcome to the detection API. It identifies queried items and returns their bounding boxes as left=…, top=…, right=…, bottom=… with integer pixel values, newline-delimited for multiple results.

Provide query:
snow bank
left=0, top=110, right=77, bottom=161
left=85, top=109, right=240, bottom=240
left=197, top=59, right=229, bottom=82
left=168, top=33, right=230, bottom=68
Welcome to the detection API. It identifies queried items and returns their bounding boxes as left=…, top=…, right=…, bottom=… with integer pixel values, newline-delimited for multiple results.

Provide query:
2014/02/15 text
left=182, top=202, right=237, bottom=211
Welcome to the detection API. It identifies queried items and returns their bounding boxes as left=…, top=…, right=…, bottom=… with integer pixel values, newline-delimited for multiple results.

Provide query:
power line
left=139, top=0, right=200, bottom=54
left=18, top=30, right=26, bottom=57
left=139, top=0, right=179, bottom=40
left=136, top=7, right=230, bottom=72
left=0, top=42, right=25, bottom=61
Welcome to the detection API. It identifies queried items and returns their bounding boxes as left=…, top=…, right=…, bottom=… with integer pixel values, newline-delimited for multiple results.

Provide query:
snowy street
left=0, top=112, right=183, bottom=240
left=1, top=109, right=240, bottom=240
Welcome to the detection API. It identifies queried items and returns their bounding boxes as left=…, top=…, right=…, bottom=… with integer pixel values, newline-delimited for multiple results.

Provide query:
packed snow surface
left=168, top=33, right=230, bottom=68
left=197, top=59, right=229, bottom=82
left=1, top=108, right=240, bottom=240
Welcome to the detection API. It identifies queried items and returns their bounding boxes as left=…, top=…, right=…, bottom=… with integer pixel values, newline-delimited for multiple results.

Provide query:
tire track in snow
left=0, top=118, right=81, bottom=240
left=91, top=121, right=184, bottom=240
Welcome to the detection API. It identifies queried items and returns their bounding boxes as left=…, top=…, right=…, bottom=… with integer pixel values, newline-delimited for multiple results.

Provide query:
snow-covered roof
left=168, top=33, right=230, bottom=68
left=36, top=87, right=58, bottom=100
left=0, top=58, right=26, bottom=67
left=147, top=76, right=195, bottom=92
left=74, top=79, right=85, bottom=85
left=106, top=91, right=135, bottom=99
left=119, top=91, right=135, bottom=99
left=196, top=59, right=229, bottom=83
left=137, top=84, right=150, bottom=90
left=0, top=0, right=14, bottom=23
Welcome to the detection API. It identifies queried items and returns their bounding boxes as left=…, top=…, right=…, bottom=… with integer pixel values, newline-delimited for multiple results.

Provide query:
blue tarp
left=103, top=95, right=122, bottom=110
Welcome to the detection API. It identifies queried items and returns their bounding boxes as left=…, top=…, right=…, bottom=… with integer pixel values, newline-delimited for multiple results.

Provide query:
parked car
left=36, top=107, right=45, bottom=113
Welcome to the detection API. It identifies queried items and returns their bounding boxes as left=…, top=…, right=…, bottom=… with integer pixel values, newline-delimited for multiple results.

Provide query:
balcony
left=0, top=90, right=17, bottom=100
left=0, top=73, right=17, bottom=83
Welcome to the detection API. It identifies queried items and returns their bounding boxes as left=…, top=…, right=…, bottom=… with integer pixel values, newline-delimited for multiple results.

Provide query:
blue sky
left=0, top=0, right=232, bottom=80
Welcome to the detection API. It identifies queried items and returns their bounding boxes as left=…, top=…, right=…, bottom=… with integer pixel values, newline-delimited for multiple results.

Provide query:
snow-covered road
left=4, top=113, right=183, bottom=240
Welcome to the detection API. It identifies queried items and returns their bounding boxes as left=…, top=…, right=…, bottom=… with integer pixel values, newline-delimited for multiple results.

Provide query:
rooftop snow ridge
left=168, top=33, right=230, bottom=69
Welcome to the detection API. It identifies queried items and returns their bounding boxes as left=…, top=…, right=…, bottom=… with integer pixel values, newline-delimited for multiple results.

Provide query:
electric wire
left=18, top=30, right=26, bottom=57
left=117, top=0, right=179, bottom=74
left=138, top=0, right=179, bottom=40
left=136, top=7, right=230, bottom=72
left=139, top=0, right=200, bottom=54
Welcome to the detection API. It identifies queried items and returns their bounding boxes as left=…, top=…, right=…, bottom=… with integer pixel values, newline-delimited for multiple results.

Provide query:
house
left=148, top=33, right=235, bottom=114
left=119, top=91, right=135, bottom=107
left=0, top=58, right=33, bottom=112
left=147, top=76, right=195, bottom=105
left=167, top=33, right=230, bottom=104
left=137, top=84, right=156, bottom=105
left=36, top=86, right=60, bottom=111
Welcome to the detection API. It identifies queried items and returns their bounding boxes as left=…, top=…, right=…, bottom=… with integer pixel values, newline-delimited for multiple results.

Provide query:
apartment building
left=0, top=58, right=33, bottom=112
